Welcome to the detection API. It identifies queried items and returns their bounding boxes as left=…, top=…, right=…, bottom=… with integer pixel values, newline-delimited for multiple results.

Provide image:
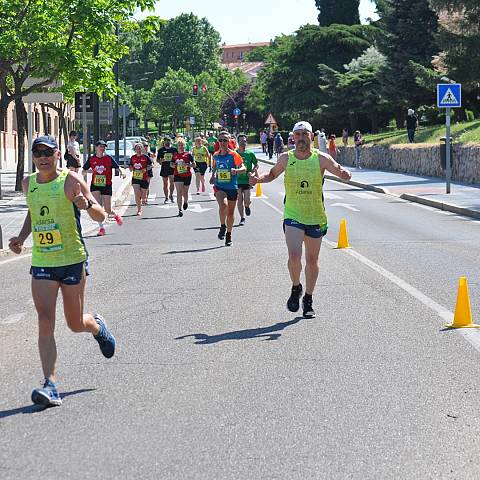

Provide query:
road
left=2, top=160, right=480, bottom=479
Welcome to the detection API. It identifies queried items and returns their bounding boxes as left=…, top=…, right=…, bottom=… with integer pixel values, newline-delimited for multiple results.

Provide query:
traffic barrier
left=336, top=218, right=350, bottom=249
left=255, top=182, right=263, bottom=197
left=445, top=277, right=480, bottom=328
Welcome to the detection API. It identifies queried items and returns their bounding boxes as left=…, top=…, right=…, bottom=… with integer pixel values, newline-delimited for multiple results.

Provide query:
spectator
left=274, top=132, right=285, bottom=160
left=65, top=131, right=81, bottom=173
left=266, top=132, right=274, bottom=160
left=260, top=130, right=267, bottom=153
left=313, top=130, right=320, bottom=149
left=287, top=131, right=295, bottom=150
left=318, top=131, right=327, bottom=153
left=353, top=130, right=363, bottom=168
left=328, top=134, right=339, bottom=161
left=405, top=108, right=418, bottom=143
left=342, top=127, right=349, bottom=146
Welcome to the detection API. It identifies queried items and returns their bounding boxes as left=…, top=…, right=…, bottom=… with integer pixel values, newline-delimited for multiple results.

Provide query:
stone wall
left=338, top=143, right=480, bottom=185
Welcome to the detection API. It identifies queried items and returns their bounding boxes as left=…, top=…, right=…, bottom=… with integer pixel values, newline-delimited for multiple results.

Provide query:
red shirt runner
left=130, top=154, right=150, bottom=182
left=84, top=155, right=119, bottom=187
left=172, top=152, right=194, bottom=177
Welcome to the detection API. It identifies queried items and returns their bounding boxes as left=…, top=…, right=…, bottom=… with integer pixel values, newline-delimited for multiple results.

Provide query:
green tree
left=376, top=0, right=439, bottom=126
left=315, top=0, right=361, bottom=26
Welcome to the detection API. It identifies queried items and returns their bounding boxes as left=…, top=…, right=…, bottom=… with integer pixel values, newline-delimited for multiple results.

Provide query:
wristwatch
left=86, top=199, right=94, bottom=210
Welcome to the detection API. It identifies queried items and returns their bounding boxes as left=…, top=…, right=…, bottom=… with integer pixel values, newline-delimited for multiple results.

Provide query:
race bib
left=217, top=169, right=231, bottom=182
left=133, top=169, right=144, bottom=180
left=177, top=164, right=188, bottom=174
left=33, top=223, right=63, bottom=252
left=93, top=174, right=106, bottom=187
left=164, top=153, right=173, bottom=161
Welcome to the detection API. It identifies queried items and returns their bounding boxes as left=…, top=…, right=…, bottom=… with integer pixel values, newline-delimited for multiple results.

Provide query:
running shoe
left=179, top=211, right=183, bottom=217
left=225, top=232, right=232, bottom=246
left=218, top=224, right=226, bottom=240
left=302, top=295, right=316, bottom=318
left=287, top=284, right=303, bottom=312
left=31, top=379, right=62, bottom=407
left=93, top=314, right=116, bottom=358
left=114, top=215, right=123, bottom=226
left=239, top=218, right=245, bottom=226
left=245, top=206, right=251, bottom=216
left=170, top=195, right=174, bottom=203
left=98, top=227, right=106, bottom=236
left=183, top=202, right=188, bottom=210
left=196, top=190, right=200, bottom=195
left=164, top=198, right=168, bottom=204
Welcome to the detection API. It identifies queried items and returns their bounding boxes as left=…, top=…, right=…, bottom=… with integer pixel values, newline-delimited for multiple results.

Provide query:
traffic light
left=192, top=84, right=198, bottom=96
left=74, top=92, right=94, bottom=113
left=234, top=115, right=238, bottom=120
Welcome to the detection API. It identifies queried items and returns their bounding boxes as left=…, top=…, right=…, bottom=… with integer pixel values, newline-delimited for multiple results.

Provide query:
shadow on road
left=0, top=388, right=96, bottom=419
left=141, top=215, right=180, bottom=220
left=176, top=317, right=303, bottom=344
left=164, top=246, right=224, bottom=255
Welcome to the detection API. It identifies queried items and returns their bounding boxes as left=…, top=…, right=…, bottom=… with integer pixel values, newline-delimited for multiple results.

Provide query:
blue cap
left=32, top=135, right=58, bottom=150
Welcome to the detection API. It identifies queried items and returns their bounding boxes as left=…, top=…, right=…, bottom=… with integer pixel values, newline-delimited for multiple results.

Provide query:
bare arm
left=319, top=152, right=352, bottom=181
left=8, top=178, right=31, bottom=253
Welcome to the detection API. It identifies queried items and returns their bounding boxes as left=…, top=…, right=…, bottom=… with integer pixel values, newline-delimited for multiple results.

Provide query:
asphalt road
left=2, top=163, right=480, bottom=479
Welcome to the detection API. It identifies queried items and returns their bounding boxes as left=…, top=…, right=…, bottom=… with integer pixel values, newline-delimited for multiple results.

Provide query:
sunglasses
left=32, top=147, right=55, bottom=158
left=218, top=138, right=229, bottom=143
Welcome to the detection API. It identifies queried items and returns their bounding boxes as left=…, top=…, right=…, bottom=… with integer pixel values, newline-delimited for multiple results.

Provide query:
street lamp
left=223, top=113, right=227, bottom=130
left=242, top=113, right=246, bottom=133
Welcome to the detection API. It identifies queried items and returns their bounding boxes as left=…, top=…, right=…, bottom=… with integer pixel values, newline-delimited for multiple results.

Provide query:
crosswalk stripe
left=324, top=192, right=343, bottom=200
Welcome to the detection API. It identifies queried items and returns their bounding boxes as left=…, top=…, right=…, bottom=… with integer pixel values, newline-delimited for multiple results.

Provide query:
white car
left=125, top=136, right=147, bottom=145
left=105, top=140, right=135, bottom=165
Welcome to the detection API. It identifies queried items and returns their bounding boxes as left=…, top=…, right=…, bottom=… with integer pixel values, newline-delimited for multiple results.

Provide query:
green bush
left=465, top=109, right=475, bottom=122
left=246, top=133, right=258, bottom=143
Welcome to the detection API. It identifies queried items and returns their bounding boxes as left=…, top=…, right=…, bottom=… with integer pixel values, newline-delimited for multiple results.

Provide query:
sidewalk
left=0, top=171, right=132, bottom=253
left=252, top=146, right=480, bottom=220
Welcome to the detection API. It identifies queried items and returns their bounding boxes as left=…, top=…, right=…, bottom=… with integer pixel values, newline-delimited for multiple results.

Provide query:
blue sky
left=137, top=0, right=378, bottom=44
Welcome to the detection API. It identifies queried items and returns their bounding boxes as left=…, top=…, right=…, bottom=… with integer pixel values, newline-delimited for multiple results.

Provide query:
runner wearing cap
left=236, top=134, right=258, bottom=225
left=210, top=131, right=245, bottom=246
left=8, top=135, right=116, bottom=408
left=250, top=121, right=352, bottom=318
left=157, top=137, right=177, bottom=203
left=192, top=136, right=211, bottom=194
left=82, top=140, right=124, bottom=236
left=129, top=143, right=153, bottom=216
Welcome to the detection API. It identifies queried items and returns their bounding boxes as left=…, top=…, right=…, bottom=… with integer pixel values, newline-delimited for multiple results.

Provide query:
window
left=34, top=111, right=40, bottom=132
left=47, top=114, right=52, bottom=135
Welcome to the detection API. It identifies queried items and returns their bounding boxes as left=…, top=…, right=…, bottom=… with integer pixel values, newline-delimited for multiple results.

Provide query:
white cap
left=292, top=121, right=313, bottom=133
left=408, top=108, right=414, bottom=115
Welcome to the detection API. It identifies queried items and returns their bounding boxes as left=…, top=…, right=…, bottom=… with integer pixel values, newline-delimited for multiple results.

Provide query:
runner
left=82, top=139, right=124, bottom=236
left=249, top=121, right=352, bottom=318
left=207, top=131, right=217, bottom=170
left=157, top=136, right=177, bottom=203
left=172, top=138, right=195, bottom=217
left=8, top=135, right=116, bottom=407
left=236, top=134, right=258, bottom=225
left=192, top=136, right=211, bottom=194
left=129, top=143, right=152, bottom=216
left=148, top=135, right=157, bottom=156
left=143, top=141, right=153, bottom=205
left=210, top=131, right=245, bottom=246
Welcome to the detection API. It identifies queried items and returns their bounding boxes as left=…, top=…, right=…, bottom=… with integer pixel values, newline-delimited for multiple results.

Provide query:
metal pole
left=123, top=105, right=127, bottom=165
left=446, top=107, right=451, bottom=194
left=27, top=103, right=33, bottom=173
left=113, top=24, right=120, bottom=166
left=82, top=93, right=88, bottom=165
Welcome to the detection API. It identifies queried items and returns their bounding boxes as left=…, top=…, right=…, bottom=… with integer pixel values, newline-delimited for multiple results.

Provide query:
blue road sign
left=233, top=107, right=241, bottom=116
left=437, top=84, right=461, bottom=108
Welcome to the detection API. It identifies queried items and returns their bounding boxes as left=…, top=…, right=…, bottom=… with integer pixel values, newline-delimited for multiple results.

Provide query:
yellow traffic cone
left=445, top=277, right=480, bottom=328
left=336, top=218, right=350, bottom=249
left=255, top=182, right=263, bottom=197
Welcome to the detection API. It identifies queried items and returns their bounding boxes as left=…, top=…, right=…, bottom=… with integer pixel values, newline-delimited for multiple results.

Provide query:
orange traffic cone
left=445, top=277, right=480, bottom=328
left=336, top=218, right=350, bottom=249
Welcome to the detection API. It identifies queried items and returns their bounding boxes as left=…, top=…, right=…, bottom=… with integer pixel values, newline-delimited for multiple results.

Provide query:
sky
left=137, top=0, right=378, bottom=45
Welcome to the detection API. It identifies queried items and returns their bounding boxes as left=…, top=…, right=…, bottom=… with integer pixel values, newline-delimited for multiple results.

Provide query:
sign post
left=437, top=83, right=461, bottom=194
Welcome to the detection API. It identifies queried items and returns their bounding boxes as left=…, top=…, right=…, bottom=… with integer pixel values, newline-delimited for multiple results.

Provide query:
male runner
left=82, top=140, right=124, bottom=236
left=157, top=136, right=177, bottom=203
left=210, top=131, right=245, bottom=246
left=236, top=134, right=258, bottom=225
left=8, top=135, right=116, bottom=407
left=250, top=121, right=352, bottom=318
left=192, top=136, right=211, bottom=194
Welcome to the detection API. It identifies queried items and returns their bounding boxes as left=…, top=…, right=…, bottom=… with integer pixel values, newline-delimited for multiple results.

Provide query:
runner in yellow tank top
left=250, top=121, right=352, bottom=318
left=8, top=135, right=117, bottom=408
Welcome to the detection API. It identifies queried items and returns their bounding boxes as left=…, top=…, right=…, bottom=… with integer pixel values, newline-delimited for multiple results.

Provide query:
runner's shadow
left=0, top=389, right=96, bottom=419
left=176, top=317, right=303, bottom=344
left=194, top=225, right=240, bottom=231
left=141, top=215, right=180, bottom=220
left=164, top=246, right=224, bottom=254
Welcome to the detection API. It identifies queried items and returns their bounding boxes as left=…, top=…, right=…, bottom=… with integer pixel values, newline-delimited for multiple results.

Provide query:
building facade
left=221, top=42, right=270, bottom=64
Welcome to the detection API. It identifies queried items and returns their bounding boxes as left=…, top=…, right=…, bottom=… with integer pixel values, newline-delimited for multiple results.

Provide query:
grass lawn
left=340, top=120, right=480, bottom=146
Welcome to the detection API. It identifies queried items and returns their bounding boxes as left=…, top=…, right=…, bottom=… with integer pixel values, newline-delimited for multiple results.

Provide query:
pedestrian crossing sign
left=437, top=83, right=461, bottom=108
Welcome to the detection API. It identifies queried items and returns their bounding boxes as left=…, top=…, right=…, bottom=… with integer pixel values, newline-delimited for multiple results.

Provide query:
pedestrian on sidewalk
left=327, top=134, right=339, bottom=161
left=274, top=132, right=285, bottom=160
left=342, top=127, right=349, bottom=147
left=287, top=131, right=295, bottom=150
left=405, top=108, right=418, bottom=143
left=8, top=135, right=116, bottom=408
left=354, top=130, right=363, bottom=168
left=260, top=130, right=267, bottom=153
left=65, top=131, right=81, bottom=173
left=266, top=132, right=274, bottom=160
left=318, top=131, right=327, bottom=153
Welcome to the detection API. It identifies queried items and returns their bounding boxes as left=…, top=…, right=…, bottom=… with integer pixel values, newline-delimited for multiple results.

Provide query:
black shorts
left=30, top=261, right=88, bottom=285
left=66, top=155, right=81, bottom=169
left=160, top=167, right=174, bottom=177
left=174, top=175, right=192, bottom=186
left=90, top=184, right=113, bottom=196
left=238, top=184, right=252, bottom=191
left=283, top=219, right=328, bottom=239
left=132, top=179, right=149, bottom=189
left=194, top=162, right=208, bottom=175
left=214, top=187, right=238, bottom=201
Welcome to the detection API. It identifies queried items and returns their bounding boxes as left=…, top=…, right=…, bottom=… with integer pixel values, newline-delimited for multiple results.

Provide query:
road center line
left=260, top=196, right=480, bottom=354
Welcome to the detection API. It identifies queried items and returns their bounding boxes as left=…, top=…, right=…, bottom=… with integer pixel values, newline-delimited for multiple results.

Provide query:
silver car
left=105, top=140, right=135, bottom=166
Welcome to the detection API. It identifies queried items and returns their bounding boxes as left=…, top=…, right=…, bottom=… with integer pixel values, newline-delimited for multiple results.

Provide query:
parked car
left=125, top=136, right=147, bottom=145
left=105, top=140, right=135, bottom=166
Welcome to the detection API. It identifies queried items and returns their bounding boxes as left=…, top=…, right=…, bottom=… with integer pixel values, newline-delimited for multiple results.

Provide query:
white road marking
left=411, top=203, right=436, bottom=212
left=330, top=203, right=360, bottom=212
left=189, top=204, right=212, bottom=213
left=260, top=196, right=480, bottom=355
left=0, top=312, right=26, bottom=324
left=0, top=253, right=32, bottom=266
left=349, top=192, right=379, bottom=200
left=148, top=193, right=156, bottom=201
left=324, top=192, right=343, bottom=200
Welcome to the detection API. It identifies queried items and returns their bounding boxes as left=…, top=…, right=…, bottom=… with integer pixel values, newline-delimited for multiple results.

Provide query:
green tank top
left=284, top=150, right=328, bottom=227
left=193, top=145, right=208, bottom=163
left=27, top=170, right=87, bottom=267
